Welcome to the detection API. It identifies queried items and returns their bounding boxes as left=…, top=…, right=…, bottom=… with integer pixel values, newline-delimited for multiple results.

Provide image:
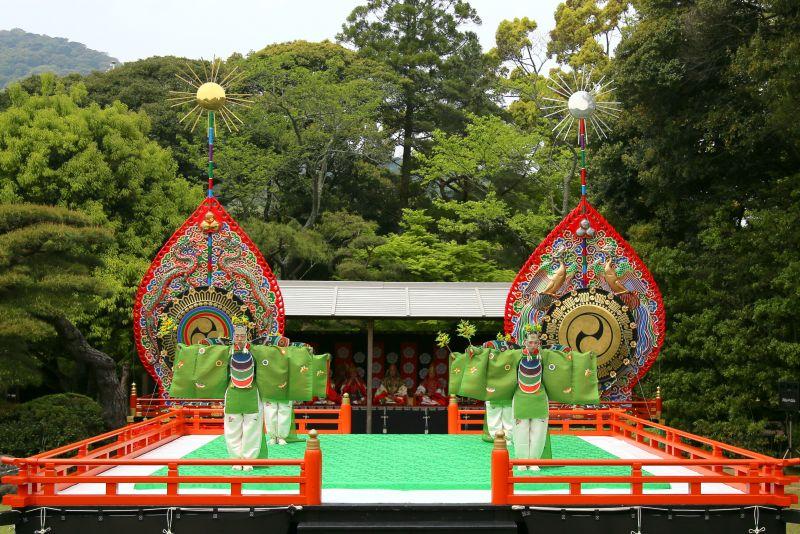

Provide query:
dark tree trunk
left=304, top=143, right=332, bottom=229
left=51, top=315, right=129, bottom=428
left=399, top=98, right=415, bottom=207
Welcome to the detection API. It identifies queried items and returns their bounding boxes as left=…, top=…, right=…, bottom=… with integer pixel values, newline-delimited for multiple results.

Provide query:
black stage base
left=3, top=504, right=798, bottom=534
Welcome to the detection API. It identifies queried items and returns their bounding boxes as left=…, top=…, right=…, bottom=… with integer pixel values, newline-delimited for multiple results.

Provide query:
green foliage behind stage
left=0, top=394, right=104, bottom=457
left=0, top=0, right=799, bottom=454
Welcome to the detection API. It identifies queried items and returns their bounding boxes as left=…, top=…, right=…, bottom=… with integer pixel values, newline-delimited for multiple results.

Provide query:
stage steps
left=297, top=520, right=518, bottom=533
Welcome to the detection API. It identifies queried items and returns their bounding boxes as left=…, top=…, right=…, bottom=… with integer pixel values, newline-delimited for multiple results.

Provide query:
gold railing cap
left=306, top=429, right=320, bottom=450
left=493, top=430, right=507, bottom=450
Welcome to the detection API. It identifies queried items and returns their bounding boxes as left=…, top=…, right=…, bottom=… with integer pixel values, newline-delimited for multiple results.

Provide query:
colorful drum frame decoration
left=133, top=197, right=285, bottom=396
left=504, top=198, right=665, bottom=400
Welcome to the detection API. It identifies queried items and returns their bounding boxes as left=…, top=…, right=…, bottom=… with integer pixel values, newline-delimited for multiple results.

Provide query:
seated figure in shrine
left=414, top=364, right=447, bottom=406
left=339, top=364, right=367, bottom=404
left=312, top=367, right=341, bottom=405
left=373, top=363, right=409, bottom=405
left=333, top=364, right=347, bottom=392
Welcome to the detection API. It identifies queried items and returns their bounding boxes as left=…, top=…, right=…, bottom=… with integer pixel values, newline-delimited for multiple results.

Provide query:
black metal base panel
left=2, top=504, right=796, bottom=534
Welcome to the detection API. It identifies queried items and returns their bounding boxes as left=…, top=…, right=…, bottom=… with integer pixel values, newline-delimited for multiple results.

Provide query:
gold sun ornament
left=167, top=58, right=252, bottom=132
left=541, top=70, right=621, bottom=142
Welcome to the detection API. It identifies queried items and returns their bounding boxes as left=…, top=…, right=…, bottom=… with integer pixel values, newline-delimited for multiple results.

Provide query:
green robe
left=223, top=384, right=260, bottom=414
left=171, top=344, right=330, bottom=403
left=252, top=345, right=290, bottom=401
left=454, top=345, right=599, bottom=456
left=169, top=343, right=229, bottom=399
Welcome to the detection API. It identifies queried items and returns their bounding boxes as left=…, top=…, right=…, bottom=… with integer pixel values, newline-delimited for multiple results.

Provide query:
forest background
left=0, top=0, right=798, bottom=456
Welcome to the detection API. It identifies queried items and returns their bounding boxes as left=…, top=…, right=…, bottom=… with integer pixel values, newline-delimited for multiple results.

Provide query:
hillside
left=0, top=28, right=117, bottom=88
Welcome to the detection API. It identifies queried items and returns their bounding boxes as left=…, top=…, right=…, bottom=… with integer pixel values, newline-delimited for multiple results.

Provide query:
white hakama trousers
left=485, top=401, right=514, bottom=442
left=263, top=400, right=293, bottom=439
left=224, top=396, right=263, bottom=460
left=512, top=417, right=548, bottom=459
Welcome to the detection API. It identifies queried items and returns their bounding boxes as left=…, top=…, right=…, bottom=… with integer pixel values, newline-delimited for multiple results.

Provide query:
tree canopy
left=591, top=0, right=800, bottom=449
left=0, top=203, right=112, bottom=390
left=339, top=0, right=501, bottom=206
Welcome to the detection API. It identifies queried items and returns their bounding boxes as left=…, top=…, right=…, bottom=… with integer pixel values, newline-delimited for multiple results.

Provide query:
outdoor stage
left=2, top=401, right=798, bottom=533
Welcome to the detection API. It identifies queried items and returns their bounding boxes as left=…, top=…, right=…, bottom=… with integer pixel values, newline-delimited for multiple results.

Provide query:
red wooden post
left=193, top=407, right=201, bottom=433
left=304, top=429, right=322, bottom=505
left=340, top=394, right=352, bottom=434
left=167, top=463, right=178, bottom=495
left=78, top=444, right=89, bottom=474
left=448, top=395, right=459, bottom=434
left=43, top=463, right=56, bottom=496
left=491, top=431, right=510, bottom=505
left=748, top=464, right=762, bottom=495
left=631, top=463, right=643, bottom=496
left=2, top=459, right=30, bottom=507
left=711, top=445, right=724, bottom=474
left=772, top=465, right=785, bottom=496
left=175, top=407, right=187, bottom=435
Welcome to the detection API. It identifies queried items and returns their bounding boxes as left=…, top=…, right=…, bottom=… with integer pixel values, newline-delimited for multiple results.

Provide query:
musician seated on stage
left=339, top=364, right=368, bottom=404
left=311, top=367, right=341, bottom=405
left=414, top=364, right=447, bottom=406
left=373, top=363, right=409, bottom=405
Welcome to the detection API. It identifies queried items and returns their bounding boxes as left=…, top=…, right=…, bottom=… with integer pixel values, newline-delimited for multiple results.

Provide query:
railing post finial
left=307, top=429, right=320, bottom=450
left=342, top=393, right=350, bottom=405
left=494, top=430, right=507, bottom=450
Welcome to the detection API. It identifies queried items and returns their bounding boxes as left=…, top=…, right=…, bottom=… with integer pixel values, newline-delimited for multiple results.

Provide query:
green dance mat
left=135, top=434, right=668, bottom=491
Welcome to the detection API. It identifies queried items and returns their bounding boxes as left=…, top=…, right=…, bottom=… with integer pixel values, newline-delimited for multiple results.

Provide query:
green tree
left=494, top=17, right=548, bottom=77
left=593, top=0, right=800, bottom=451
left=416, top=114, right=582, bottom=265
left=244, top=218, right=330, bottom=280
left=548, top=0, right=630, bottom=70
left=317, top=211, right=386, bottom=280
left=0, top=203, right=131, bottom=427
left=0, top=77, right=201, bottom=414
left=419, top=114, right=546, bottom=203
left=0, top=393, right=106, bottom=456
left=0, top=77, right=200, bottom=256
left=80, top=56, right=209, bottom=180
left=233, top=41, right=394, bottom=230
left=339, top=0, right=500, bottom=206
left=364, top=208, right=517, bottom=281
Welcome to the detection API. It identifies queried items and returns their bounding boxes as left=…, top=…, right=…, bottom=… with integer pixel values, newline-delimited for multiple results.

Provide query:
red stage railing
left=1, top=408, right=323, bottom=507
left=131, top=393, right=352, bottom=434
left=447, top=394, right=663, bottom=434
left=3, top=402, right=797, bottom=508
left=489, top=409, right=800, bottom=506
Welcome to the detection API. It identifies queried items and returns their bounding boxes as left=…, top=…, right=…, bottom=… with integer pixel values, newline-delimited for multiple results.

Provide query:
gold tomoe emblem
left=542, top=288, right=636, bottom=381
